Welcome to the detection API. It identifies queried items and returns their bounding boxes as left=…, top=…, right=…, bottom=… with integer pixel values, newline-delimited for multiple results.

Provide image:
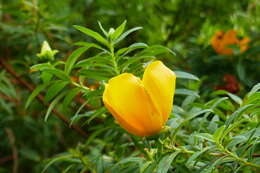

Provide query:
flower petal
left=211, top=31, right=224, bottom=54
left=239, top=37, right=250, bottom=53
left=221, top=30, right=239, bottom=55
left=142, top=61, right=176, bottom=123
left=103, top=73, right=163, bottom=136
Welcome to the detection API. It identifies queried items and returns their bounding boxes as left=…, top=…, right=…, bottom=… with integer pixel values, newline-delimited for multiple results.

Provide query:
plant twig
left=216, top=142, right=260, bottom=169
left=0, top=58, right=88, bottom=138
left=0, top=155, right=13, bottom=164
left=5, top=128, right=18, bottom=173
left=0, top=93, right=19, bottom=104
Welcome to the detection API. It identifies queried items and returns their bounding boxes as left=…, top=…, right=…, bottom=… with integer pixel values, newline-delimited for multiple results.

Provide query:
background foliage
left=0, top=0, right=260, bottom=172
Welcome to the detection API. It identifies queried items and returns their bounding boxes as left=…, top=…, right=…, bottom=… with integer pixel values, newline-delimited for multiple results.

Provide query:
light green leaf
left=227, top=93, right=242, bottom=105
left=186, top=146, right=214, bottom=167
left=175, top=71, right=199, bottom=81
left=202, top=156, right=229, bottom=173
left=30, top=62, right=52, bottom=72
left=79, top=69, right=114, bottom=80
left=98, top=21, right=108, bottom=37
left=175, top=88, right=200, bottom=98
left=110, top=20, right=127, bottom=40
left=73, top=41, right=105, bottom=51
left=45, top=92, right=65, bottom=121
left=225, top=104, right=254, bottom=127
left=41, top=153, right=73, bottom=173
left=213, top=125, right=226, bottom=142
left=74, top=25, right=109, bottom=47
left=247, top=83, right=260, bottom=97
left=44, top=68, right=70, bottom=81
left=195, top=133, right=214, bottom=142
left=65, top=47, right=88, bottom=75
left=117, top=42, right=148, bottom=56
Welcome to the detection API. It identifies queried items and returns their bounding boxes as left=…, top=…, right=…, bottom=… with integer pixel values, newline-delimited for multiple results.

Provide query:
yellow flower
left=103, top=61, right=176, bottom=137
left=211, top=30, right=250, bottom=55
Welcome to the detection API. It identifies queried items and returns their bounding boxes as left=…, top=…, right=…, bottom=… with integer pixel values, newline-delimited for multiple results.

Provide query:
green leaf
left=45, top=92, right=65, bottom=121
left=113, top=26, right=143, bottom=44
left=20, top=148, right=40, bottom=162
left=138, top=45, right=175, bottom=56
left=96, top=156, right=104, bottom=173
left=225, top=104, right=254, bottom=128
left=83, top=107, right=107, bottom=125
left=79, top=69, right=113, bottom=80
left=30, top=62, right=52, bottom=72
left=74, top=25, right=109, bottom=47
left=140, top=161, right=153, bottom=173
left=175, top=88, right=200, bottom=98
left=45, top=81, right=68, bottom=102
left=194, top=133, right=214, bottom=142
left=247, top=83, right=260, bottom=97
left=186, top=109, right=212, bottom=121
left=62, top=165, right=75, bottom=173
left=236, top=61, right=246, bottom=83
left=213, top=125, right=226, bottom=142
left=143, top=162, right=157, bottom=173
left=175, top=71, right=199, bottom=81
left=0, top=99, right=12, bottom=114
left=211, top=90, right=242, bottom=105
left=114, top=157, right=144, bottom=166
left=63, top=88, right=81, bottom=109
left=41, top=153, right=73, bottom=173
left=76, top=54, right=112, bottom=68
left=44, top=68, right=70, bottom=81
left=25, top=83, right=49, bottom=109
left=117, top=42, right=148, bottom=56
left=110, top=20, right=127, bottom=40
left=120, top=56, right=155, bottom=72
left=41, top=71, right=53, bottom=84
left=73, top=41, right=105, bottom=51
left=156, top=151, right=180, bottom=173
left=227, top=93, right=243, bottom=105
left=98, top=21, right=108, bottom=37
left=186, top=147, right=213, bottom=167
left=64, top=47, right=88, bottom=75
left=202, top=156, right=229, bottom=173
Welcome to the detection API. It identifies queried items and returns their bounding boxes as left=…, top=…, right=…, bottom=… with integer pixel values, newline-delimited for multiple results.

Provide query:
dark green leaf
left=26, top=83, right=49, bottom=109
left=156, top=151, right=180, bottom=173
left=45, top=81, right=69, bottom=102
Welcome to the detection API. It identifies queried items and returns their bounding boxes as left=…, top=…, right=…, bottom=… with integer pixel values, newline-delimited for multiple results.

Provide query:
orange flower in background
left=239, top=36, right=250, bottom=53
left=211, top=30, right=250, bottom=55
left=103, top=61, right=176, bottom=137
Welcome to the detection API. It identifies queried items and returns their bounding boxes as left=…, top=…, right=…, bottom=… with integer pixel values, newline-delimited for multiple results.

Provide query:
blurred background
left=0, top=0, right=260, bottom=172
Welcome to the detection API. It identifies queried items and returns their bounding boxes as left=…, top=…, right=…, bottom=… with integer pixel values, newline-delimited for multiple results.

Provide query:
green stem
left=71, top=81, right=89, bottom=92
left=165, top=142, right=260, bottom=168
left=109, top=44, right=120, bottom=75
left=131, top=136, right=153, bottom=160
left=216, top=143, right=260, bottom=168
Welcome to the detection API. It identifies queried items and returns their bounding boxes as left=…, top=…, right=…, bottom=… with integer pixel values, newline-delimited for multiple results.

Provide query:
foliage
left=0, top=0, right=260, bottom=173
